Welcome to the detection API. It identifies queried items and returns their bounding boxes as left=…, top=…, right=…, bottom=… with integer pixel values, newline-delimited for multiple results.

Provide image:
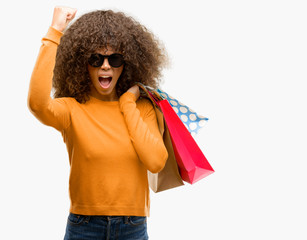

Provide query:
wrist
left=44, top=26, right=64, bottom=45
left=51, top=24, right=64, bottom=33
left=120, top=92, right=138, bottom=102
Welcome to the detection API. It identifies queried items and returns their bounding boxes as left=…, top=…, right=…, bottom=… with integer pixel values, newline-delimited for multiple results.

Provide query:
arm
left=119, top=91, right=168, bottom=173
left=27, top=7, right=77, bottom=131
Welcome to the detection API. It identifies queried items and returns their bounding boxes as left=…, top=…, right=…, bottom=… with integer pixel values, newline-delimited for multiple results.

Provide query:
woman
left=28, top=6, right=168, bottom=240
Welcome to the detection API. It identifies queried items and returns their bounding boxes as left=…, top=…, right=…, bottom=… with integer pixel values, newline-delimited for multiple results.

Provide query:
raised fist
left=51, top=6, right=77, bottom=32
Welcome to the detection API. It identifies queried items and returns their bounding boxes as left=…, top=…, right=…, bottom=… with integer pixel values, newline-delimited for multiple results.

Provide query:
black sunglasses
left=88, top=53, right=124, bottom=68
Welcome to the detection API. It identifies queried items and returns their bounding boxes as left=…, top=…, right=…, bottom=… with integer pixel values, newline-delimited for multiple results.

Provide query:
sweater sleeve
left=119, top=92, right=168, bottom=173
left=27, top=27, right=71, bottom=131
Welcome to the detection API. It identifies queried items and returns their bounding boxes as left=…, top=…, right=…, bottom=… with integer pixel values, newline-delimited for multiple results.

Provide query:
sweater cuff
left=120, top=92, right=137, bottom=103
left=119, top=92, right=137, bottom=111
left=43, top=26, right=63, bottom=45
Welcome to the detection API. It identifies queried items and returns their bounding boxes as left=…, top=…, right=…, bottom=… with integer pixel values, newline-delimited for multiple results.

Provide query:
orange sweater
left=28, top=27, right=168, bottom=217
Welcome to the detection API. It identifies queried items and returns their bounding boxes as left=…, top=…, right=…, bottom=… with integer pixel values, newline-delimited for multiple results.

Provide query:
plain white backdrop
left=1, top=0, right=307, bottom=239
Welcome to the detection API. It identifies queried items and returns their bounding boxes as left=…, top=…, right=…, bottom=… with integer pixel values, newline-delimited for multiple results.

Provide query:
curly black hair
left=52, top=10, right=168, bottom=103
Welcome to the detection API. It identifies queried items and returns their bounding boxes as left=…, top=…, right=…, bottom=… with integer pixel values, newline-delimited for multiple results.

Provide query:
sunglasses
left=88, top=53, right=124, bottom=68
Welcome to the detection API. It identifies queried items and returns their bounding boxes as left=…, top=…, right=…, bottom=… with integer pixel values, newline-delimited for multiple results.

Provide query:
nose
left=100, top=58, right=111, bottom=70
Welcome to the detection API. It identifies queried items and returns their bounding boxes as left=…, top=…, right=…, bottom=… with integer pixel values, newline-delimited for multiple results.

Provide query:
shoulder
left=53, top=96, right=76, bottom=104
left=52, top=97, right=78, bottom=111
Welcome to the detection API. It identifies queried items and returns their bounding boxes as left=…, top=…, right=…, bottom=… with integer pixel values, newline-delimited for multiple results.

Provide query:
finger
left=67, top=9, right=77, bottom=20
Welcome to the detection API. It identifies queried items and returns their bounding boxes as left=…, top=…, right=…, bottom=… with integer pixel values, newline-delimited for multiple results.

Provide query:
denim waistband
left=97, top=216, right=128, bottom=221
left=70, top=213, right=145, bottom=224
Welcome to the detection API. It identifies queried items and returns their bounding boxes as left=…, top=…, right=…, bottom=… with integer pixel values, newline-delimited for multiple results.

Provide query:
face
left=87, top=47, right=124, bottom=101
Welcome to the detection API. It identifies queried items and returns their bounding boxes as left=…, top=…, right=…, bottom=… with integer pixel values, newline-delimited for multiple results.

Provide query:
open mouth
left=98, top=76, right=112, bottom=89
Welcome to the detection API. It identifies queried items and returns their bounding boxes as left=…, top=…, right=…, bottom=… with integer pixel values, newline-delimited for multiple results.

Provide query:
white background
left=1, top=0, right=307, bottom=239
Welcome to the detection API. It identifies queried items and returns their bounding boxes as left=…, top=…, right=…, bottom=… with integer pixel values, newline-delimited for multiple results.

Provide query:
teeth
left=100, top=76, right=111, bottom=78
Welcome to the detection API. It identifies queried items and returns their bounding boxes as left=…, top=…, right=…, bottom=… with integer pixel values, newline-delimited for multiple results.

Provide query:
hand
left=127, top=85, right=140, bottom=100
left=51, top=6, right=77, bottom=32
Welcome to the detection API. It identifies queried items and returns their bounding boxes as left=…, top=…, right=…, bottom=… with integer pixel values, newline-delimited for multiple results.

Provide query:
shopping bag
left=137, top=83, right=214, bottom=184
left=156, top=89, right=209, bottom=137
left=137, top=83, right=184, bottom=192
left=158, top=99, right=214, bottom=184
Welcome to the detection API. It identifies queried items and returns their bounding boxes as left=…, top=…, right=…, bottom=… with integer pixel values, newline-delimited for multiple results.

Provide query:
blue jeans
left=64, top=213, right=149, bottom=240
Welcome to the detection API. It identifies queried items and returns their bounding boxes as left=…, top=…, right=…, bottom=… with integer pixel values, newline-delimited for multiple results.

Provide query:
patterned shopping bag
left=156, top=89, right=209, bottom=137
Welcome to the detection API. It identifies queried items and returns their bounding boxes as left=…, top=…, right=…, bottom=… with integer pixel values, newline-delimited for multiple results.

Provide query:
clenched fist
left=51, top=6, right=77, bottom=32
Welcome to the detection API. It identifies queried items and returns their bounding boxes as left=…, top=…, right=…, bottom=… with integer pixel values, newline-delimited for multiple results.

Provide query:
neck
left=90, top=88, right=119, bottom=101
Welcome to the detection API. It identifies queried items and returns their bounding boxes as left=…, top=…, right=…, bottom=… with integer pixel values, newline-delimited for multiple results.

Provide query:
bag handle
left=135, top=82, right=161, bottom=107
left=147, top=90, right=159, bottom=106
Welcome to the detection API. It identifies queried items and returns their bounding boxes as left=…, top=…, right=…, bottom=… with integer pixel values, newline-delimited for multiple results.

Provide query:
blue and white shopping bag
left=156, top=89, right=209, bottom=137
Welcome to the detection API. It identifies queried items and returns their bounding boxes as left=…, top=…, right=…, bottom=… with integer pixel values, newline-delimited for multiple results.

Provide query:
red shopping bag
left=158, top=99, right=214, bottom=184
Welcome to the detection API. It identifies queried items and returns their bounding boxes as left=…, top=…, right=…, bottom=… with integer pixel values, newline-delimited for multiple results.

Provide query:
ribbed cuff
left=119, top=92, right=137, bottom=112
left=43, top=26, right=63, bottom=45
left=120, top=92, right=137, bottom=103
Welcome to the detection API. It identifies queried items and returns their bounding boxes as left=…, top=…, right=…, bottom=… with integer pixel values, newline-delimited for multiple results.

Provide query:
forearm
left=27, top=27, right=63, bottom=113
left=120, top=92, right=168, bottom=173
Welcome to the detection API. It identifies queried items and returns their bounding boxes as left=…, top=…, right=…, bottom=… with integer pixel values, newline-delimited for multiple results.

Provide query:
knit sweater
left=27, top=27, right=168, bottom=216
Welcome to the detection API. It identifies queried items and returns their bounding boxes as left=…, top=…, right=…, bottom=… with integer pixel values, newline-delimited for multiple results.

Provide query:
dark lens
left=88, top=54, right=104, bottom=67
left=108, top=54, right=124, bottom=68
